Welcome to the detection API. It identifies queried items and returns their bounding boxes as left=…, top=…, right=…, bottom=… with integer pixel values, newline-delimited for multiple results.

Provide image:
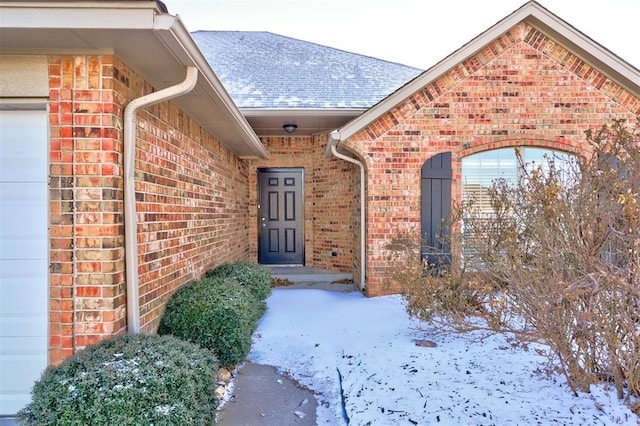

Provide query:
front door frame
left=257, top=167, right=305, bottom=265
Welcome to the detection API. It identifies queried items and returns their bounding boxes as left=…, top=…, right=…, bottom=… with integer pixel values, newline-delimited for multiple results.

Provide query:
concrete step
left=266, top=266, right=352, bottom=284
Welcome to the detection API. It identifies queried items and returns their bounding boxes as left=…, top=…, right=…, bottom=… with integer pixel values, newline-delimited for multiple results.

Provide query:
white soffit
left=242, top=108, right=365, bottom=136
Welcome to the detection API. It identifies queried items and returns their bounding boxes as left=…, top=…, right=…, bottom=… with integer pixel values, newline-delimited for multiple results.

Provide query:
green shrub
left=16, top=334, right=219, bottom=426
left=206, top=261, right=272, bottom=302
left=158, top=277, right=262, bottom=366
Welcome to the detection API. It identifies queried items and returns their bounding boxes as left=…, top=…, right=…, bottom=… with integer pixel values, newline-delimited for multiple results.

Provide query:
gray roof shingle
left=191, top=31, right=423, bottom=109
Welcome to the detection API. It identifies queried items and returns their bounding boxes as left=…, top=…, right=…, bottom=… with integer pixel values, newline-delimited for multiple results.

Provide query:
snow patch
left=249, top=289, right=637, bottom=425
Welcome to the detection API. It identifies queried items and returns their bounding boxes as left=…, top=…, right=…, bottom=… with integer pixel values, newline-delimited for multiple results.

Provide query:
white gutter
left=123, top=66, right=198, bottom=334
left=329, top=131, right=366, bottom=291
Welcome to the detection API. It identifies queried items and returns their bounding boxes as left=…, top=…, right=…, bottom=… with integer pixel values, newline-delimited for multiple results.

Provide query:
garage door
left=0, top=109, right=48, bottom=415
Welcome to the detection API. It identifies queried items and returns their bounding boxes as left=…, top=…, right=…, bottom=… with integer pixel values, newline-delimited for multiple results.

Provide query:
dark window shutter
left=421, top=152, right=452, bottom=268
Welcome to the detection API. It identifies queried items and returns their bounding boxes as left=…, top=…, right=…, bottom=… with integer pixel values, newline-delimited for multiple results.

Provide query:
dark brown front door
left=258, top=168, right=304, bottom=265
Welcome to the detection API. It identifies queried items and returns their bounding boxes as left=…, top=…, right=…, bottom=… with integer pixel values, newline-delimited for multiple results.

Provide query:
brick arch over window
left=459, top=138, right=586, bottom=159
left=421, top=152, right=452, bottom=268
left=455, top=138, right=586, bottom=189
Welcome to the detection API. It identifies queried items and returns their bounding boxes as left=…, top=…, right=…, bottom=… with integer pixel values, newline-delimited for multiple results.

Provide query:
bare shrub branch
left=390, top=119, right=640, bottom=405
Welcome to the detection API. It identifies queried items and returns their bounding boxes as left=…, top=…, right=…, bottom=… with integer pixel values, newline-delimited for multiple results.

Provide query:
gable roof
left=192, top=31, right=422, bottom=109
left=192, top=31, right=422, bottom=135
left=329, top=0, right=640, bottom=145
left=0, top=0, right=267, bottom=158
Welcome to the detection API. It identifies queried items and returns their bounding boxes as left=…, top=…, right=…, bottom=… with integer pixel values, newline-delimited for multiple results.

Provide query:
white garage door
left=0, top=109, right=48, bottom=415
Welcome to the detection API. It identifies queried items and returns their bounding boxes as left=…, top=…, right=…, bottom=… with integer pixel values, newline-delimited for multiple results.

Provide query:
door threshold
left=264, top=264, right=304, bottom=267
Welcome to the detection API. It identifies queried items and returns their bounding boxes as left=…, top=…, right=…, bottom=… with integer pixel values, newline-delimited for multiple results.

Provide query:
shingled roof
left=191, top=31, right=423, bottom=110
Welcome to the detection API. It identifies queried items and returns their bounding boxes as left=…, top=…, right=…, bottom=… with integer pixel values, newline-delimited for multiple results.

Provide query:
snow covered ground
left=248, top=288, right=638, bottom=425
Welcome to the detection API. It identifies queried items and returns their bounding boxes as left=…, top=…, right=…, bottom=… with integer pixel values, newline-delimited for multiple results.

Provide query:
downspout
left=329, top=131, right=366, bottom=291
left=123, top=66, right=198, bottom=333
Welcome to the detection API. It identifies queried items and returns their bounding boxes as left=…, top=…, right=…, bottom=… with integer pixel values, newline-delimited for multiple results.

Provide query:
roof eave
left=524, top=3, right=640, bottom=93
left=240, top=107, right=365, bottom=137
left=154, top=15, right=269, bottom=158
left=0, top=1, right=268, bottom=159
left=333, top=0, right=640, bottom=143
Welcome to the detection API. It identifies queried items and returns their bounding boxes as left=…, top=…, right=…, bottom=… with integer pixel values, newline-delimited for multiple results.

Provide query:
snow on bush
left=17, top=334, right=219, bottom=425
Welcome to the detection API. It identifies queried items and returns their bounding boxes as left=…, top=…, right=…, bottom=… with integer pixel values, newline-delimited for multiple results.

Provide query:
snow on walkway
left=248, top=288, right=637, bottom=425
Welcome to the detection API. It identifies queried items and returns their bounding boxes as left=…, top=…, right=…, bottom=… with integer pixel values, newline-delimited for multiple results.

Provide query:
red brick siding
left=134, top=106, right=251, bottom=332
left=345, top=23, right=640, bottom=296
left=113, top=59, right=253, bottom=334
left=48, top=55, right=252, bottom=364
left=48, top=55, right=125, bottom=364
left=311, top=135, right=360, bottom=278
left=248, top=136, right=357, bottom=275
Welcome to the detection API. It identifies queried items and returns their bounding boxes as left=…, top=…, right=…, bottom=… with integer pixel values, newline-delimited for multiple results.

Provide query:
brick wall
left=311, top=135, right=361, bottom=280
left=343, top=23, right=640, bottom=296
left=248, top=135, right=358, bottom=275
left=134, top=101, right=251, bottom=333
left=48, top=55, right=125, bottom=364
left=48, top=55, right=252, bottom=364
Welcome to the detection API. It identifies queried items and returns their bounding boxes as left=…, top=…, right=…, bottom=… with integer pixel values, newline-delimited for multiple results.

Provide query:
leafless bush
left=387, top=229, right=486, bottom=326
left=391, top=120, right=640, bottom=405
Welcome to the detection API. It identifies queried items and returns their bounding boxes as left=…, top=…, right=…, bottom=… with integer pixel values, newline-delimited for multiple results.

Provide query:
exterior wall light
left=283, top=123, right=297, bottom=134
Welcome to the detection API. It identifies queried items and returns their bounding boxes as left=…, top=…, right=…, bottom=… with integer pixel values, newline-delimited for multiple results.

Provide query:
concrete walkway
left=217, top=266, right=355, bottom=425
left=217, top=362, right=318, bottom=425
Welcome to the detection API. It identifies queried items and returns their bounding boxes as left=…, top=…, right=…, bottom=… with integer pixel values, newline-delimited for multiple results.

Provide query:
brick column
left=48, top=56, right=75, bottom=364
left=48, top=55, right=126, bottom=364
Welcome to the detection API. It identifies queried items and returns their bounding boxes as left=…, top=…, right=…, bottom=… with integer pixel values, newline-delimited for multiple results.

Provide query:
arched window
left=462, top=147, right=575, bottom=213
left=421, top=152, right=452, bottom=268
left=461, top=147, right=576, bottom=251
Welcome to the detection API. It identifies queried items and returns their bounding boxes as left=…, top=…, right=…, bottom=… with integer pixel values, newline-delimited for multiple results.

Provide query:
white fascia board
left=0, top=1, right=267, bottom=159
left=334, top=6, right=530, bottom=142
left=154, top=14, right=268, bottom=159
left=524, top=8, right=640, bottom=91
left=0, top=2, right=161, bottom=29
left=335, top=1, right=640, bottom=142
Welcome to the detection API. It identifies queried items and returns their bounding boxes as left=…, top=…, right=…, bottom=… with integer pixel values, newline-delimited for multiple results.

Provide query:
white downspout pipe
left=123, top=66, right=198, bottom=333
left=329, top=131, right=366, bottom=291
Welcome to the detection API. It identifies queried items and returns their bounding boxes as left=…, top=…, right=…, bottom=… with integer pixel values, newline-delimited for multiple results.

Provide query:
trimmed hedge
left=206, top=261, right=272, bottom=302
left=16, top=334, right=219, bottom=426
left=158, top=277, right=263, bottom=366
